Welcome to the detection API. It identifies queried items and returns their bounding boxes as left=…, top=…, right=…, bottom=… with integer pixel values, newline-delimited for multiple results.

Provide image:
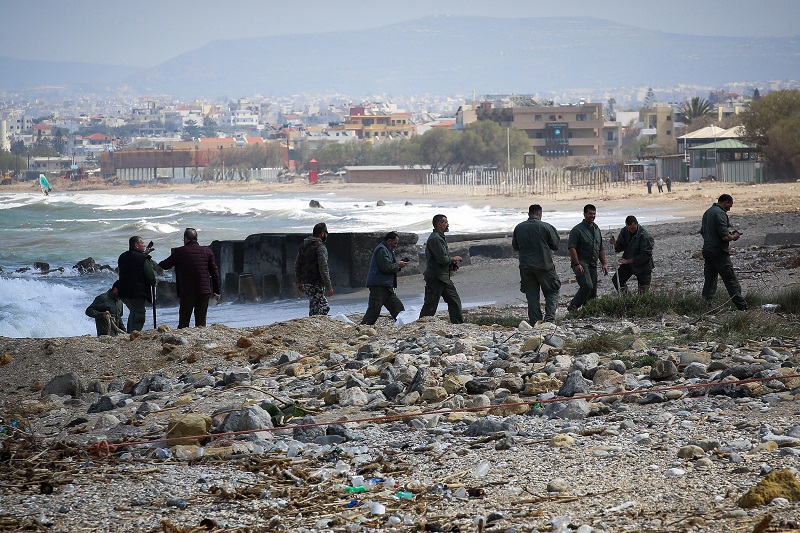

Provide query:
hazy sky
left=3, top=0, right=797, bottom=67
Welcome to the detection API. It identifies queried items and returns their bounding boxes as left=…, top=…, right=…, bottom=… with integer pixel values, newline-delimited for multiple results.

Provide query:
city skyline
left=2, top=0, right=798, bottom=68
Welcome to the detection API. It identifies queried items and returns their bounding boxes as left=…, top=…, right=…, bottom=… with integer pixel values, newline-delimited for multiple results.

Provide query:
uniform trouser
left=361, top=286, right=405, bottom=325
left=419, top=278, right=463, bottom=324
left=301, top=283, right=330, bottom=316
left=121, top=297, right=146, bottom=333
left=617, top=264, right=652, bottom=293
left=702, top=251, right=748, bottom=310
left=520, top=266, right=561, bottom=323
left=569, top=262, right=599, bottom=309
left=178, top=294, right=211, bottom=328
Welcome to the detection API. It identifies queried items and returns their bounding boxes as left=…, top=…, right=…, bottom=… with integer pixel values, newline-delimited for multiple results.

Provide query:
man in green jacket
left=360, top=231, right=409, bottom=325
left=512, top=204, right=561, bottom=324
left=700, top=194, right=748, bottom=310
left=567, top=204, right=608, bottom=312
left=85, top=281, right=125, bottom=336
left=609, top=215, right=654, bottom=294
left=419, top=214, right=464, bottom=323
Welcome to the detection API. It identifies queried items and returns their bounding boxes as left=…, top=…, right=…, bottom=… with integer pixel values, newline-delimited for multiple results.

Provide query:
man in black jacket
left=158, top=228, right=222, bottom=328
left=85, top=281, right=125, bottom=336
left=117, top=235, right=155, bottom=332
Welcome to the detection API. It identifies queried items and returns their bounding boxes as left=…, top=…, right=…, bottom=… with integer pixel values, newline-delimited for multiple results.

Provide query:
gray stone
left=216, top=405, right=274, bottom=439
left=93, top=413, right=120, bottom=430
left=683, top=362, right=708, bottom=379
left=339, top=387, right=369, bottom=407
left=544, top=399, right=591, bottom=420
left=546, top=477, right=571, bottom=492
left=557, top=370, right=592, bottom=397
left=649, top=359, right=678, bottom=381
left=278, top=351, right=302, bottom=364
left=223, top=368, right=251, bottom=385
left=608, top=360, right=627, bottom=374
left=463, top=417, right=515, bottom=437
left=293, top=415, right=326, bottom=443
left=383, top=381, right=405, bottom=401
left=136, top=401, right=161, bottom=416
left=42, top=372, right=84, bottom=398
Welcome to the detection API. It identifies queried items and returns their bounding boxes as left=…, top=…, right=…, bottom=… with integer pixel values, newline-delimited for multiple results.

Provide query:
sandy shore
left=6, top=176, right=800, bottom=220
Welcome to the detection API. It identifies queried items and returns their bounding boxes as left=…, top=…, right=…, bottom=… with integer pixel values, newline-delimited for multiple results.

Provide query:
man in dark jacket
left=609, top=215, right=654, bottom=294
left=85, top=281, right=125, bottom=336
left=360, top=231, right=409, bottom=325
left=158, top=228, right=221, bottom=328
left=512, top=204, right=561, bottom=324
left=700, top=194, right=747, bottom=311
left=294, top=222, right=334, bottom=316
left=117, top=235, right=156, bottom=332
left=419, top=214, right=463, bottom=323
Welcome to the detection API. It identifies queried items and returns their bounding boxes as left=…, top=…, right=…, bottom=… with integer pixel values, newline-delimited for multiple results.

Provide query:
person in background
left=512, top=204, right=561, bottom=324
left=158, top=228, right=221, bottom=328
left=117, top=235, right=155, bottom=332
left=646, top=180, right=653, bottom=194
left=609, top=215, right=655, bottom=294
left=419, top=214, right=463, bottom=323
left=294, top=222, right=334, bottom=316
left=657, top=177, right=664, bottom=193
left=700, top=194, right=748, bottom=311
left=85, top=280, right=125, bottom=336
left=567, top=204, right=608, bottom=312
left=666, top=176, right=672, bottom=192
left=360, top=231, right=409, bottom=325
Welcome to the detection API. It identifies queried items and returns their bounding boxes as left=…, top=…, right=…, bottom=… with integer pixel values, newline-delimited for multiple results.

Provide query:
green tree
left=740, top=89, right=800, bottom=180
left=677, top=97, right=713, bottom=126
left=183, top=119, right=201, bottom=140
left=201, top=116, right=218, bottom=138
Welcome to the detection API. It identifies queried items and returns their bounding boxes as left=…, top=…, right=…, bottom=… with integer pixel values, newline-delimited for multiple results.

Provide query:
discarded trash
left=395, top=491, right=414, bottom=500
left=369, top=502, right=386, bottom=515
left=166, top=498, right=187, bottom=509
left=344, top=486, right=366, bottom=494
left=472, top=459, right=491, bottom=478
left=605, top=500, right=637, bottom=513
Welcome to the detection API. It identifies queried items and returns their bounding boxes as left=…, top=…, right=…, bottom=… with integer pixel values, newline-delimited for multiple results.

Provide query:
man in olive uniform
left=512, top=204, right=561, bottom=324
left=419, top=214, right=463, bottom=323
left=700, top=194, right=748, bottom=311
left=360, top=231, right=409, bottom=325
left=294, top=222, right=334, bottom=316
left=567, top=204, right=608, bottom=312
left=609, top=215, right=654, bottom=293
left=85, top=281, right=125, bottom=336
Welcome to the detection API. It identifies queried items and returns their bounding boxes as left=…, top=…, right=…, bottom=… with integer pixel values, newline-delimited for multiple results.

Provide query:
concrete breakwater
left=154, top=231, right=572, bottom=305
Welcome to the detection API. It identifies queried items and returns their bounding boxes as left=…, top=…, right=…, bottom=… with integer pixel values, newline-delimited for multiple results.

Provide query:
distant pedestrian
left=567, top=204, right=608, bottom=312
left=512, top=204, right=561, bottom=324
left=646, top=180, right=653, bottom=194
left=666, top=176, right=672, bottom=192
left=158, top=228, right=222, bottom=328
left=360, top=232, right=409, bottom=325
left=700, top=194, right=748, bottom=311
left=419, top=214, right=463, bottom=323
left=118, top=235, right=156, bottom=333
left=657, top=177, right=664, bottom=193
left=85, top=280, right=125, bottom=336
left=609, top=215, right=654, bottom=294
left=294, top=222, right=334, bottom=316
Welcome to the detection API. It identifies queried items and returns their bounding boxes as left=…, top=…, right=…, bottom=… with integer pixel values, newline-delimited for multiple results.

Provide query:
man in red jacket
left=158, top=228, right=221, bottom=328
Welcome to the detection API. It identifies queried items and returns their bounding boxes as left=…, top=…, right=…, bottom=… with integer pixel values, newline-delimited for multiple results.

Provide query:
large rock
left=650, top=359, right=678, bottom=381
left=215, top=406, right=273, bottom=440
left=738, top=469, right=800, bottom=508
left=42, top=372, right=84, bottom=398
left=167, top=413, right=212, bottom=446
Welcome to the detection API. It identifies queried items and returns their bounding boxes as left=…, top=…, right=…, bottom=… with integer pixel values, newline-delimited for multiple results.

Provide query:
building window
left=576, top=114, right=587, bottom=121
left=607, top=148, right=614, bottom=155
left=535, top=132, right=543, bottom=139
left=535, top=115, right=542, bottom=121
left=549, top=115, right=556, bottom=121
left=666, top=130, right=671, bottom=136
left=667, top=115, right=672, bottom=121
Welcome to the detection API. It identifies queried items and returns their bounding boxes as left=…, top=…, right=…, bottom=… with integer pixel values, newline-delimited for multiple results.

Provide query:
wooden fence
left=424, top=167, right=627, bottom=197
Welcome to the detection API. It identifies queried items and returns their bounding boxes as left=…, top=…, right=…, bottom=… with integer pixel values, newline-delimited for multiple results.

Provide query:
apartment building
left=470, top=101, right=621, bottom=159
left=332, top=106, right=414, bottom=142
left=638, top=103, right=678, bottom=151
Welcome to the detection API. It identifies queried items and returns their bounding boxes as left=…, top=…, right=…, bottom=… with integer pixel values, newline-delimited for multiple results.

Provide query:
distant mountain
left=2, top=16, right=798, bottom=98
left=0, top=56, right=141, bottom=90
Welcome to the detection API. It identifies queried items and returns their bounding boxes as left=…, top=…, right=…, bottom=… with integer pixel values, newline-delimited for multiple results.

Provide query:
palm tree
left=678, top=97, right=713, bottom=125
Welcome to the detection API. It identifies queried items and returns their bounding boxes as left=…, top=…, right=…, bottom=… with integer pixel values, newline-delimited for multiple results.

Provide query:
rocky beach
left=2, top=180, right=800, bottom=532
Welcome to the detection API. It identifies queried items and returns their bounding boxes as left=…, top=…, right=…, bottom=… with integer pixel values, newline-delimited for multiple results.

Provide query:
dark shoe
left=566, top=305, right=577, bottom=313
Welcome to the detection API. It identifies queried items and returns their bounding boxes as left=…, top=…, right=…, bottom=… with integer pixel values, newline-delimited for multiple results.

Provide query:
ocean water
left=0, top=190, right=680, bottom=338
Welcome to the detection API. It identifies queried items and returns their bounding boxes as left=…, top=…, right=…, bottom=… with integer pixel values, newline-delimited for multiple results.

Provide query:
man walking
left=117, top=235, right=156, bottom=332
left=85, top=280, right=125, bottom=336
left=567, top=204, right=608, bottom=312
left=158, top=228, right=221, bottom=328
left=609, top=215, right=654, bottom=293
left=360, top=231, right=409, bottom=325
left=419, top=214, right=463, bottom=323
left=700, top=194, right=748, bottom=311
left=294, top=222, right=334, bottom=316
left=512, top=204, right=561, bottom=324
